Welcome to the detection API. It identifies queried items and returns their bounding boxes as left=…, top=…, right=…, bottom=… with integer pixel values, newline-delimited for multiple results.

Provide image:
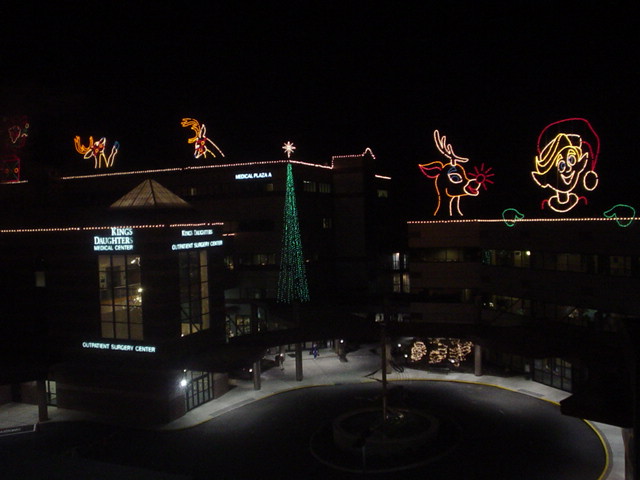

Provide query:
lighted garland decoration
left=277, top=163, right=310, bottom=303
left=410, top=338, right=473, bottom=367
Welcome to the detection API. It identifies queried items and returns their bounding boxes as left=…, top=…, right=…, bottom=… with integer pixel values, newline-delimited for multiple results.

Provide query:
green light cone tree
left=277, top=163, right=310, bottom=303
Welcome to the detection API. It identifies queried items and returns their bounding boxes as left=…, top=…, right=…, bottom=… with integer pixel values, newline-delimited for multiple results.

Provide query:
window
left=99, top=255, right=143, bottom=340
left=393, top=272, right=410, bottom=293
left=319, top=182, right=331, bottom=193
left=303, top=180, right=317, bottom=192
left=609, top=255, right=632, bottom=276
left=179, top=250, right=210, bottom=336
left=183, top=370, right=214, bottom=411
left=533, top=358, right=572, bottom=392
left=238, top=253, right=276, bottom=266
left=322, top=217, right=332, bottom=229
left=377, top=189, right=388, bottom=198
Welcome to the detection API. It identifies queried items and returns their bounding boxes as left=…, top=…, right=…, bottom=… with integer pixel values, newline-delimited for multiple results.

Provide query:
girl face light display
left=531, top=118, right=600, bottom=213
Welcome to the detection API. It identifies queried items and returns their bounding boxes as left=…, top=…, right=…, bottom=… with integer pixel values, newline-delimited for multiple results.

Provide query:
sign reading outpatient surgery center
left=93, top=228, right=134, bottom=252
left=82, top=341, right=156, bottom=353
left=171, top=229, right=223, bottom=251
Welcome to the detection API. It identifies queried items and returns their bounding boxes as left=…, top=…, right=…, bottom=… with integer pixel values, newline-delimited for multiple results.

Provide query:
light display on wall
left=7, top=117, right=29, bottom=146
left=502, top=208, right=525, bottom=227
left=277, top=163, right=310, bottom=303
left=181, top=118, right=225, bottom=159
left=282, top=141, right=296, bottom=159
left=419, top=130, right=494, bottom=216
left=74, top=136, right=120, bottom=169
left=1, top=116, right=29, bottom=183
left=0, top=154, right=21, bottom=183
left=604, top=204, right=636, bottom=228
left=532, top=118, right=600, bottom=213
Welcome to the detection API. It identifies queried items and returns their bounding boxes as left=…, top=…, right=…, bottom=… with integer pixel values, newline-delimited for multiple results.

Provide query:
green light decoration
left=277, top=163, right=310, bottom=303
left=502, top=208, right=525, bottom=227
left=603, top=204, right=636, bottom=228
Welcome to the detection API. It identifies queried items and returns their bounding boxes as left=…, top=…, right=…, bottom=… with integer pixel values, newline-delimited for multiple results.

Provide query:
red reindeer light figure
left=419, top=130, right=494, bottom=216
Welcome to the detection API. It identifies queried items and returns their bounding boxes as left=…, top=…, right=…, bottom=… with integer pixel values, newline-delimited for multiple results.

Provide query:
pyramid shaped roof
left=110, top=179, right=191, bottom=209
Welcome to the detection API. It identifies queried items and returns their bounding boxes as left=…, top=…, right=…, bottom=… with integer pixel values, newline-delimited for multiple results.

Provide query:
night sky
left=1, top=1, right=638, bottom=218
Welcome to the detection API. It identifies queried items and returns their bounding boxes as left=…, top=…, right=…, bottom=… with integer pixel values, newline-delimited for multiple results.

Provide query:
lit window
left=303, top=180, right=317, bottom=192
left=322, top=217, right=332, bottom=229
left=99, top=255, right=143, bottom=340
left=319, top=182, right=331, bottom=193
left=377, top=189, right=388, bottom=198
left=179, top=250, right=210, bottom=336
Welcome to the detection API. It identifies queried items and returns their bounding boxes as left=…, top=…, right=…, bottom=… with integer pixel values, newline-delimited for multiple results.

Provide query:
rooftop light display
left=1, top=116, right=29, bottom=183
left=74, top=136, right=120, bottom=169
left=419, top=130, right=494, bottom=216
left=532, top=118, right=600, bottom=213
left=181, top=118, right=225, bottom=159
left=282, top=141, right=296, bottom=158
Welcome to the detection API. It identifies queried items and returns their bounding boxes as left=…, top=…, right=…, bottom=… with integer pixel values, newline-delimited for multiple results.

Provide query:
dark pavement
left=0, top=380, right=606, bottom=479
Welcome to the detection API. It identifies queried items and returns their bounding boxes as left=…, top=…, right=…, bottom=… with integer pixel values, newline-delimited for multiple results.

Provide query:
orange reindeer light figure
left=181, top=118, right=225, bottom=159
left=74, top=136, right=119, bottom=169
left=419, top=130, right=494, bottom=216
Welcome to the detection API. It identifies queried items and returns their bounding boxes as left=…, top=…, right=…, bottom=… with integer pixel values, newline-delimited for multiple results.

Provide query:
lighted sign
left=282, top=141, right=296, bottom=158
left=181, top=229, right=214, bottom=236
left=173, top=228, right=221, bottom=250
left=604, top=204, right=636, bottom=228
left=181, top=118, right=224, bottom=159
left=74, top=136, right=120, bottom=169
left=235, top=172, right=273, bottom=180
left=82, top=341, right=156, bottom=353
left=93, top=227, right=134, bottom=251
left=532, top=118, right=600, bottom=213
left=419, top=130, right=494, bottom=216
left=171, top=240, right=222, bottom=250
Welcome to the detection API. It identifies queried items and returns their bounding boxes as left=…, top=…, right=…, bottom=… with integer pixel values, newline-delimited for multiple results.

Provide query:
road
left=0, top=380, right=606, bottom=479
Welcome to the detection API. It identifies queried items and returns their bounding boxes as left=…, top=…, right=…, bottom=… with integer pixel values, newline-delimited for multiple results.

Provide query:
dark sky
left=1, top=1, right=638, bottom=217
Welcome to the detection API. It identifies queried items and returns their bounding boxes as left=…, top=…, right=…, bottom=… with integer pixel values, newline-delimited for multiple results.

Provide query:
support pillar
left=474, top=344, right=483, bottom=377
left=36, top=380, right=48, bottom=423
left=252, top=360, right=261, bottom=390
left=295, top=343, right=303, bottom=381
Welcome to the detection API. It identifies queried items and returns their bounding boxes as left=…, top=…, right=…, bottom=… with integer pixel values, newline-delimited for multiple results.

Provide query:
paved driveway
left=0, top=380, right=607, bottom=480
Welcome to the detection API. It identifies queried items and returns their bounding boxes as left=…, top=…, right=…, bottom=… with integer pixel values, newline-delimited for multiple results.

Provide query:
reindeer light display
left=181, top=118, right=225, bottom=160
left=74, top=136, right=120, bottom=169
left=419, top=130, right=494, bottom=216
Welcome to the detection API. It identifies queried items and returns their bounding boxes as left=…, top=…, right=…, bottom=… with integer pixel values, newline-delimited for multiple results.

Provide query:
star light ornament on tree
left=282, top=141, right=296, bottom=159
left=277, top=163, right=310, bottom=304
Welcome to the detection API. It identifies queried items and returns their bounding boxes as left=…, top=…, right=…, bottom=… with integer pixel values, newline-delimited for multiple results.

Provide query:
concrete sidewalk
left=0, top=345, right=626, bottom=479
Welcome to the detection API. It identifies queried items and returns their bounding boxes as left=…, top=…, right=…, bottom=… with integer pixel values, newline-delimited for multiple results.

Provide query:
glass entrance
left=184, top=371, right=214, bottom=411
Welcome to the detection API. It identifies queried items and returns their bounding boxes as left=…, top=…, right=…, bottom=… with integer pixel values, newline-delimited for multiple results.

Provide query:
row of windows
left=99, top=255, right=143, bottom=340
left=180, top=250, right=210, bottom=336
left=412, top=247, right=638, bottom=277
left=484, top=294, right=621, bottom=331
left=181, top=179, right=332, bottom=197
left=99, top=251, right=212, bottom=341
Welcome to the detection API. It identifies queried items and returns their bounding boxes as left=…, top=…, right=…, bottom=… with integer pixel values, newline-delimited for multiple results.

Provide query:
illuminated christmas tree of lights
left=277, top=163, right=310, bottom=303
